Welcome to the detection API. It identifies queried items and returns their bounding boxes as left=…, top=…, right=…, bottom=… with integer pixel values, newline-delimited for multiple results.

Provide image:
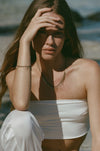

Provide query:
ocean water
left=78, top=20, right=100, bottom=42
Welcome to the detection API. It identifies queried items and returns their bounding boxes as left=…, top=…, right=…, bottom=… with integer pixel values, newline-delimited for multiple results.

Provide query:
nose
left=46, top=34, right=54, bottom=46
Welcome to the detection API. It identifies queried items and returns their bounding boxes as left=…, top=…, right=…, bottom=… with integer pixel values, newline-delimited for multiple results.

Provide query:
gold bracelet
left=16, top=65, right=31, bottom=68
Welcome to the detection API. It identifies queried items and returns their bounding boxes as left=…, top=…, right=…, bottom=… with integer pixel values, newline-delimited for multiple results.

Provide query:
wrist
left=20, top=36, right=31, bottom=46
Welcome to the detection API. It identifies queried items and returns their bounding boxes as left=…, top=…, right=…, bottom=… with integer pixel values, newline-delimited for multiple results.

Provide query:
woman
left=0, top=0, right=100, bottom=151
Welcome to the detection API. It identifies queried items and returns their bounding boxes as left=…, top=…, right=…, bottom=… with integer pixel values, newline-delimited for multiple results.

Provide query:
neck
left=35, top=53, right=67, bottom=88
left=35, top=53, right=75, bottom=88
left=36, top=53, right=66, bottom=73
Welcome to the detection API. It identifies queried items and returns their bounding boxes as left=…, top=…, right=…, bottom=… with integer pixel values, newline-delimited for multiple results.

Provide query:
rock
left=0, top=25, right=19, bottom=34
left=71, top=9, right=84, bottom=23
left=87, top=12, right=100, bottom=21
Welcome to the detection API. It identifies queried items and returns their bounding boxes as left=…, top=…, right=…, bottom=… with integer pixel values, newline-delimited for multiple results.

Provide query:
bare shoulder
left=75, top=58, right=100, bottom=82
left=6, top=69, right=16, bottom=88
left=74, top=58, right=100, bottom=72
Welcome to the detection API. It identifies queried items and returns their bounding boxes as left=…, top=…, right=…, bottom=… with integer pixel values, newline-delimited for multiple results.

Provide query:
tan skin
left=6, top=8, right=100, bottom=151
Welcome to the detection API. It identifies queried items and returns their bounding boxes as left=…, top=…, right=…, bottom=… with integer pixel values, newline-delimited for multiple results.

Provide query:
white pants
left=0, top=110, right=44, bottom=151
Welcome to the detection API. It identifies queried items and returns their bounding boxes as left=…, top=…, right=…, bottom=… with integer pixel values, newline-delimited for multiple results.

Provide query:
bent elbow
left=14, top=105, right=29, bottom=111
left=12, top=98, right=29, bottom=111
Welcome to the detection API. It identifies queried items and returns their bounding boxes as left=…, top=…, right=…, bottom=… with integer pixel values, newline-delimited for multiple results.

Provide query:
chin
left=41, top=54, right=55, bottom=61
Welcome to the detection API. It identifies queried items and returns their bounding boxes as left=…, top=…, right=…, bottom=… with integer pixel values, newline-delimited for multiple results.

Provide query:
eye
left=38, top=29, right=46, bottom=34
left=53, top=31, right=64, bottom=37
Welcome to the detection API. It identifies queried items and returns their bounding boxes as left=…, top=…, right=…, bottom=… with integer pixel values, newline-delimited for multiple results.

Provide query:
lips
left=43, top=48, right=56, bottom=54
left=43, top=47, right=56, bottom=51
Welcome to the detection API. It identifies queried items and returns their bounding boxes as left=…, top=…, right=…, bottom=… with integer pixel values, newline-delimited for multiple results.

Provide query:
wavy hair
left=0, top=0, right=83, bottom=105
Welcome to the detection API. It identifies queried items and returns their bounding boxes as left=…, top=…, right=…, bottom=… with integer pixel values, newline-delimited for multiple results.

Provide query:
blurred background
left=0, top=0, right=100, bottom=151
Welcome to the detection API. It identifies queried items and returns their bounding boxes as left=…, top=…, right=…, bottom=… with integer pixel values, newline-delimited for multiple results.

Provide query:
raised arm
left=86, top=60, right=100, bottom=151
left=5, top=40, right=31, bottom=111
left=5, top=8, right=60, bottom=110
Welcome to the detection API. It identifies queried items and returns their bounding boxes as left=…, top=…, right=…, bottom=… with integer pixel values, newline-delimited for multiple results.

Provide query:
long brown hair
left=0, top=0, right=83, bottom=105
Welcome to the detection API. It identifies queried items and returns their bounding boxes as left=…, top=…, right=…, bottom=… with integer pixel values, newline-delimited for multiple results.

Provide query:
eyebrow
left=39, top=27, right=65, bottom=34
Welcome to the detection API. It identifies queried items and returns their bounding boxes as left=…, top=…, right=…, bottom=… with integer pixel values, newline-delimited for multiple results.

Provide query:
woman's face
left=33, top=11, right=65, bottom=61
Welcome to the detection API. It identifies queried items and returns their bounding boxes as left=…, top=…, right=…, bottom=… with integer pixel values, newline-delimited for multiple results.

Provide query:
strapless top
left=28, top=99, right=89, bottom=139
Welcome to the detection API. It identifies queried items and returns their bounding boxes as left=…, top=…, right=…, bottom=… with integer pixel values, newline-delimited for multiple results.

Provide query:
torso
left=31, top=58, right=87, bottom=101
left=30, top=58, right=88, bottom=151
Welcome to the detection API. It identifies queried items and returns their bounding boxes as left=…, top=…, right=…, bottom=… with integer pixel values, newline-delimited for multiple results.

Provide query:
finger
left=34, top=8, right=52, bottom=18
left=39, top=24, right=64, bottom=35
left=45, top=26, right=64, bottom=32
left=38, top=16, right=60, bottom=22
left=40, top=14, right=65, bottom=25
left=38, top=23, right=56, bottom=30
left=36, top=17, right=64, bottom=30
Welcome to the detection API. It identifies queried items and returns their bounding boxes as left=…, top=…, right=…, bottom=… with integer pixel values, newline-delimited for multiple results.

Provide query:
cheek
left=34, top=35, right=47, bottom=51
left=55, top=37, right=65, bottom=49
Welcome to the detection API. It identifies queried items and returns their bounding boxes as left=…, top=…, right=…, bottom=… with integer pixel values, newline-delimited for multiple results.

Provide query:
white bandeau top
left=29, top=99, right=89, bottom=139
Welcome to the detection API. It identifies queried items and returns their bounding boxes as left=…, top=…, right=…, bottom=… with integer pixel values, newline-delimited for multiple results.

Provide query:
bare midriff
left=42, top=135, right=86, bottom=151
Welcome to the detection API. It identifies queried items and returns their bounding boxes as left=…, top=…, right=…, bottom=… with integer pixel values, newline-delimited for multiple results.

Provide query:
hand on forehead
left=41, top=11, right=65, bottom=31
left=42, top=11, right=64, bottom=23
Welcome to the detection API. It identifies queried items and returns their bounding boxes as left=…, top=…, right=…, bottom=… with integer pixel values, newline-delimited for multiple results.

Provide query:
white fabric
left=0, top=110, right=44, bottom=151
left=29, top=99, right=89, bottom=139
left=0, top=99, right=89, bottom=151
